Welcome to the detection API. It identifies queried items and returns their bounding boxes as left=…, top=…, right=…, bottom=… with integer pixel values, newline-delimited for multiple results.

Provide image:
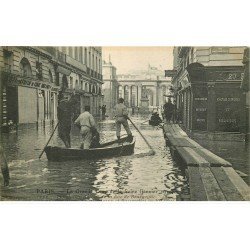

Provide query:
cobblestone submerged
left=0, top=115, right=189, bottom=201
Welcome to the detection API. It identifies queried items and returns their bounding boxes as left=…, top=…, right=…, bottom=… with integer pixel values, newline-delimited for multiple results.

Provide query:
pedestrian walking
left=163, top=98, right=174, bottom=123
left=57, top=94, right=78, bottom=148
left=114, top=98, right=133, bottom=142
left=74, top=105, right=98, bottom=149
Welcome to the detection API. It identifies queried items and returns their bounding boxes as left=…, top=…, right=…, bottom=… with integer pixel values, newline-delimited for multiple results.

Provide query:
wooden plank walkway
left=163, top=123, right=250, bottom=201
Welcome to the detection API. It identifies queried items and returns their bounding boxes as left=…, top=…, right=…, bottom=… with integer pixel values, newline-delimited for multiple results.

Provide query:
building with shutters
left=0, top=46, right=103, bottom=132
left=165, top=47, right=247, bottom=134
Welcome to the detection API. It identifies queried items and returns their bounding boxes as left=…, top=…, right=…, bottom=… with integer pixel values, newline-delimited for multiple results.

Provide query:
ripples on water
left=0, top=115, right=189, bottom=201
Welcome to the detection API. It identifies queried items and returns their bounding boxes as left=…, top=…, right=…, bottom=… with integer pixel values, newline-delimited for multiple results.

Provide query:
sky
left=102, top=47, right=173, bottom=75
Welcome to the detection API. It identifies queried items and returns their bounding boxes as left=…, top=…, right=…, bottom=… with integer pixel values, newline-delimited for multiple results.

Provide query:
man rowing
left=114, top=98, right=133, bottom=142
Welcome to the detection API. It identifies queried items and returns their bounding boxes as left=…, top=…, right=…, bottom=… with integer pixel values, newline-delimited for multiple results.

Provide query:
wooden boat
left=44, top=136, right=135, bottom=161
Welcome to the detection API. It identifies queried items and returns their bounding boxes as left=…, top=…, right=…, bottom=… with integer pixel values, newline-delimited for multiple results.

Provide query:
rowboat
left=44, top=136, right=135, bottom=161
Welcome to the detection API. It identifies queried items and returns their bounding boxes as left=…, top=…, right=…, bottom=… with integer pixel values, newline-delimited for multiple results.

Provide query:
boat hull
left=44, top=137, right=135, bottom=161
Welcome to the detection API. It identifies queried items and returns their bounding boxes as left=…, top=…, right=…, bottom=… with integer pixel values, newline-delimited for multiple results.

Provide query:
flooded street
left=0, top=115, right=189, bottom=201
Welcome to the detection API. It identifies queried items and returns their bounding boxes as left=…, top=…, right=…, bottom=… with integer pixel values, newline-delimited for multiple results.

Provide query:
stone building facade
left=102, top=60, right=119, bottom=114
left=165, top=46, right=246, bottom=133
left=0, top=46, right=103, bottom=132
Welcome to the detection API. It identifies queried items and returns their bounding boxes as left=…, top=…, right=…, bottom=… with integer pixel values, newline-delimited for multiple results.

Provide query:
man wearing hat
left=114, top=98, right=133, bottom=142
left=57, top=93, right=78, bottom=148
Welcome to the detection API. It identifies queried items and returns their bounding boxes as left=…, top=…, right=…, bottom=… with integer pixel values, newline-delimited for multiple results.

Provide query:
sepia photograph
left=0, top=46, right=249, bottom=201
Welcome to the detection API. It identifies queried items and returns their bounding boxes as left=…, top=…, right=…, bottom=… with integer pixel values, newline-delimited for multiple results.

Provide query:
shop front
left=176, top=63, right=245, bottom=133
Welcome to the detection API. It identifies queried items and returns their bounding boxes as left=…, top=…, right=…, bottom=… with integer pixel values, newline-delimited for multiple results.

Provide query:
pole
left=128, top=117, right=155, bottom=155
left=39, top=122, right=59, bottom=159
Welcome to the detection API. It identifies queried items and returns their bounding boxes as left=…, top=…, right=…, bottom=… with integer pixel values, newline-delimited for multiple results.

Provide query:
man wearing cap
left=74, top=105, right=98, bottom=149
left=114, top=98, right=133, bottom=142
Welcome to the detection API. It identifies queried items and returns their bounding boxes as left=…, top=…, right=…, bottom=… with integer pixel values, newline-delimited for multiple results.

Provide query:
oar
left=127, top=117, right=155, bottom=155
left=39, top=122, right=59, bottom=159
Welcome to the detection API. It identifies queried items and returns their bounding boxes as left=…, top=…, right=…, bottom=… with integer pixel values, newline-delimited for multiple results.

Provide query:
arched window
left=20, top=57, right=32, bottom=77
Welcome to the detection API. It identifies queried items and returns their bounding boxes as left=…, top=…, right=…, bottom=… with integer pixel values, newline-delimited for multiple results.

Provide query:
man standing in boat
left=114, top=98, right=133, bottom=142
left=57, top=93, right=78, bottom=148
left=74, top=105, right=98, bottom=149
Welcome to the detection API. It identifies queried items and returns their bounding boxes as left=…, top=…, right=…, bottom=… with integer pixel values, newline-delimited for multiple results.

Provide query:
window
left=79, top=47, right=83, bottom=63
left=75, top=79, right=78, bottom=89
left=96, top=56, right=98, bottom=72
left=80, top=80, right=83, bottom=90
left=69, top=47, right=73, bottom=57
left=70, top=76, right=73, bottom=89
left=84, top=48, right=87, bottom=64
left=49, top=69, right=53, bottom=83
left=88, top=51, right=91, bottom=67
left=62, top=47, right=66, bottom=53
left=92, top=55, right=94, bottom=70
left=19, top=57, right=32, bottom=77
left=75, top=47, right=78, bottom=60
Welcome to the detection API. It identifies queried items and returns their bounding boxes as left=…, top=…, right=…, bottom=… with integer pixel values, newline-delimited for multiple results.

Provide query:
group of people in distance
left=57, top=93, right=133, bottom=149
left=148, top=98, right=177, bottom=127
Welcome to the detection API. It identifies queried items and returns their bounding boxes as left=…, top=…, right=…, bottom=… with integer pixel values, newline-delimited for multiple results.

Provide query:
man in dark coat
left=163, top=98, right=174, bottom=123
left=57, top=94, right=78, bottom=148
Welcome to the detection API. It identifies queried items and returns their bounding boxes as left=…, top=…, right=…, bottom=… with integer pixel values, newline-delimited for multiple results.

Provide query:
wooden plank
left=172, top=125, right=188, bottom=137
left=184, top=137, right=204, bottom=149
left=188, top=166, right=208, bottom=201
left=196, top=148, right=232, bottom=167
left=222, top=167, right=250, bottom=201
left=210, top=167, right=244, bottom=201
left=176, top=147, right=210, bottom=166
left=199, top=166, right=226, bottom=201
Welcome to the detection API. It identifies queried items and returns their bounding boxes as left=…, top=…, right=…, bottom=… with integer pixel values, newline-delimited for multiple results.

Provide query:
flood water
left=0, top=115, right=189, bottom=201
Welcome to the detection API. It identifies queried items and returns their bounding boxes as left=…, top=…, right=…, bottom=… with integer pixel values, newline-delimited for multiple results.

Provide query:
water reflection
left=0, top=115, right=189, bottom=201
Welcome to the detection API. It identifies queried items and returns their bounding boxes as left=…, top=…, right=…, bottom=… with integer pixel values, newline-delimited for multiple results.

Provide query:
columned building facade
left=117, top=67, right=171, bottom=112
left=165, top=46, right=246, bottom=133
left=0, top=46, right=103, bottom=132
